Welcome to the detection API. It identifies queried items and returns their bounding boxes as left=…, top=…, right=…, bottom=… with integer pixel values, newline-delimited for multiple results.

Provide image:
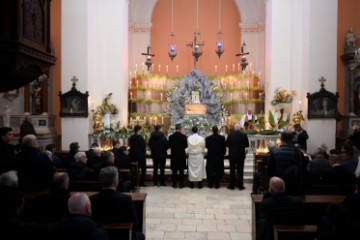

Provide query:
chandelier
left=215, top=0, right=224, bottom=58
left=236, top=42, right=250, bottom=71
left=168, top=0, right=177, bottom=61
left=186, top=0, right=204, bottom=66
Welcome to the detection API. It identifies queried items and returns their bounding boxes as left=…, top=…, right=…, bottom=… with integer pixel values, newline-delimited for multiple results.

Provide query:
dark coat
left=168, top=131, right=188, bottom=170
left=15, top=147, right=55, bottom=191
left=128, top=134, right=146, bottom=162
left=321, top=165, right=356, bottom=186
left=90, top=189, right=138, bottom=227
left=67, top=161, right=95, bottom=181
left=148, top=131, right=169, bottom=159
left=205, top=133, right=226, bottom=177
left=225, top=130, right=249, bottom=162
left=294, top=129, right=309, bottom=150
left=114, top=152, right=132, bottom=169
left=0, top=140, right=15, bottom=174
left=19, top=121, right=36, bottom=142
left=55, top=214, right=108, bottom=240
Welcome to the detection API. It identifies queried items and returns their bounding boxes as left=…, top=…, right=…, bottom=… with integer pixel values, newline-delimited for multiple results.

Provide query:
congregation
left=1, top=114, right=360, bottom=240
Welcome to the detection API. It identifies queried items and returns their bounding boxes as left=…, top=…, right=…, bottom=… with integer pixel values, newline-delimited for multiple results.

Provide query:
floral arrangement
left=97, top=93, right=119, bottom=115
left=268, top=108, right=291, bottom=131
left=182, top=116, right=211, bottom=129
left=271, top=88, right=296, bottom=106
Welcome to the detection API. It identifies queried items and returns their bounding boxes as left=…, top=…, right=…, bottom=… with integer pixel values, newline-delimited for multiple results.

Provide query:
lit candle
left=160, top=92, right=163, bottom=102
left=130, top=92, right=133, bottom=100
left=232, top=64, right=235, bottom=72
left=258, top=71, right=261, bottom=79
left=144, top=117, right=146, bottom=123
left=135, top=64, right=138, bottom=72
left=215, top=65, right=218, bottom=74
left=238, top=63, right=240, bottom=72
left=158, top=64, right=161, bottom=72
left=176, top=65, right=179, bottom=74
left=134, top=70, right=137, bottom=76
left=161, top=117, right=164, bottom=125
left=245, top=92, right=248, bottom=100
left=249, top=63, right=252, bottom=71
left=136, top=80, right=139, bottom=89
left=299, top=100, right=302, bottom=110
left=225, top=65, right=228, bottom=73
left=166, top=65, right=169, bottom=74
left=154, top=117, right=157, bottom=125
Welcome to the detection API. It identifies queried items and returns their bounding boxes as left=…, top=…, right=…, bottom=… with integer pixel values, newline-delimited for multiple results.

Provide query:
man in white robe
left=186, top=126, right=206, bottom=189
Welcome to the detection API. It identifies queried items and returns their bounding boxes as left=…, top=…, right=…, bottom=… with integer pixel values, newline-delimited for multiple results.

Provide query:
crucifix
left=71, top=76, right=78, bottom=90
left=186, top=32, right=204, bottom=67
left=319, top=76, right=326, bottom=88
left=141, top=46, right=155, bottom=72
left=236, top=42, right=250, bottom=71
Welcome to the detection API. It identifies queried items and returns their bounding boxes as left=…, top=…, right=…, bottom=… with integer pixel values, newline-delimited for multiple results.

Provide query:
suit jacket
left=19, top=121, right=36, bottom=142
left=55, top=214, right=108, bottom=240
left=148, top=131, right=169, bottom=159
left=205, top=133, right=226, bottom=176
left=226, top=130, right=249, bottom=162
left=90, top=189, right=138, bottom=227
left=168, top=131, right=188, bottom=170
left=128, top=133, right=146, bottom=162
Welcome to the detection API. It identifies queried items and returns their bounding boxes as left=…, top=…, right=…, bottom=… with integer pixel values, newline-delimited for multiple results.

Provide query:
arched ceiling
left=129, top=0, right=265, bottom=24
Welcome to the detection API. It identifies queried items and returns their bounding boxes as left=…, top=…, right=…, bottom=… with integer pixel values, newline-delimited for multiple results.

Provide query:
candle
left=215, top=65, right=218, bottom=74
left=238, top=63, right=240, bottom=72
left=144, top=117, right=147, bottom=123
left=247, top=80, right=249, bottom=89
left=232, top=64, right=235, bottom=72
left=299, top=100, right=302, bottom=110
left=176, top=65, right=179, bottom=74
left=134, top=70, right=137, bottom=76
left=158, top=64, right=161, bottom=72
left=135, top=64, right=138, bottom=72
left=136, top=80, right=139, bottom=89
left=154, top=117, right=157, bottom=125
left=142, top=63, right=144, bottom=74
left=129, top=79, right=132, bottom=88
left=249, top=63, right=252, bottom=71
left=166, top=65, right=168, bottom=74
left=258, top=71, right=261, bottom=79
left=160, top=93, right=163, bottom=102
left=245, top=92, right=248, bottom=100
left=161, top=117, right=164, bottom=125
left=130, top=92, right=133, bottom=100
left=225, top=65, right=228, bottom=73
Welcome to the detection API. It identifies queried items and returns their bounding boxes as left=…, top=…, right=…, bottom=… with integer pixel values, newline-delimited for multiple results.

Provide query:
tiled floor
left=141, top=183, right=252, bottom=240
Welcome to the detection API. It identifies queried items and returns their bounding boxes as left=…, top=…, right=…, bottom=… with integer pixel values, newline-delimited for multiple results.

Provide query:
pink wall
left=151, top=0, right=241, bottom=76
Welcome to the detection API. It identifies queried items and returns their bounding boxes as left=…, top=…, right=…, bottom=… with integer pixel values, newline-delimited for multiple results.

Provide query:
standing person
left=169, top=124, right=188, bottom=188
left=187, top=126, right=206, bottom=189
left=148, top=125, right=169, bottom=186
left=267, top=131, right=306, bottom=195
left=205, top=126, right=226, bottom=189
left=0, top=127, right=16, bottom=174
left=128, top=125, right=147, bottom=187
left=293, top=123, right=309, bottom=152
left=226, top=123, right=249, bottom=190
left=19, top=113, right=36, bottom=143
left=55, top=192, right=109, bottom=240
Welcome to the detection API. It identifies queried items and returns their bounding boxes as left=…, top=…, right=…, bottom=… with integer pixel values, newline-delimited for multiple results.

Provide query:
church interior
left=1, top=0, right=360, bottom=239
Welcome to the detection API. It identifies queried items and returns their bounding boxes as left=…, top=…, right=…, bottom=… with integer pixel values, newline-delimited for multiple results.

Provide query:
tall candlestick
left=237, top=63, right=240, bottom=72
left=245, top=92, right=248, bottom=101
left=136, top=80, right=139, bottom=89
left=129, top=79, right=132, bottom=88
left=154, top=117, right=157, bottom=125
left=299, top=100, right=302, bottom=111
left=166, top=65, right=168, bottom=74
left=161, top=117, right=164, bottom=125
left=176, top=65, right=179, bottom=74
left=232, top=64, right=235, bottom=72
left=158, top=64, right=161, bottom=72
left=225, top=65, right=228, bottom=73
left=160, top=93, right=163, bottom=102
left=215, top=65, right=218, bottom=74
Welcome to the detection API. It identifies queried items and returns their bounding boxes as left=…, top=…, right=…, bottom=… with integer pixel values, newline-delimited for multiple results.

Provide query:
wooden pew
left=69, top=180, right=102, bottom=191
left=251, top=194, right=345, bottom=240
left=274, top=224, right=317, bottom=240
left=101, top=222, right=133, bottom=240
left=305, top=184, right=355, bottom=195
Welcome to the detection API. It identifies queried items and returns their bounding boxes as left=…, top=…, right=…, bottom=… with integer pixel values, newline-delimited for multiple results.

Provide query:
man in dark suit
left=226, top=123, right=249, bottom=190
left=148, top=125, right=169, bottom=186
left=55, top=192, right=109, bottom=240
left=168, top=124, right=188, bottom=188
left=128, top=125, right=147, bottom=187
left=19, top=114, right=37, bottom=143
left=90, top=166, right=144, bottom=240
left=205, top=126, right=226, bottom=189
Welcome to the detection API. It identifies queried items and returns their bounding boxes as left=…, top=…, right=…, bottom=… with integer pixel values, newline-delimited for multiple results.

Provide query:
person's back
left=55, top=192, right=108, bottom=240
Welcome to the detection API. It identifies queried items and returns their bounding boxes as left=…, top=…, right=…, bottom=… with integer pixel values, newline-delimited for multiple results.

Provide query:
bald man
left=258, top=177, right=304, bottom=240
left=55, top=192, right=108, bottom=239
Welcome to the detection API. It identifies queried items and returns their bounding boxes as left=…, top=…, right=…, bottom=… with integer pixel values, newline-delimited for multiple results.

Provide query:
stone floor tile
left=163, top=231, right=185, bottom=239
left=176, top=224, right=197, bottom=231
left=229, top=232, right=252, bottom=240
left=196, top=224, right=218, bottom=232
left=184, top=231, right=207, bottom=240
left=207, top=232, right=231, bottom=240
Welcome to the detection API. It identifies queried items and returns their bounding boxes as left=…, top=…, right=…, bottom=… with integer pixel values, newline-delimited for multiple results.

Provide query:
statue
left=346, top=27, right=359, bottom=48
left=32, top=81, right=42, bottom=114
left=3, top=105, right=11, bottom=127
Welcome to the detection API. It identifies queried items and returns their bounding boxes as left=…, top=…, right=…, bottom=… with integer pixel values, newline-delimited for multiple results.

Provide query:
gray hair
left=0, top=170, right=19, bottom=188
left=234, top=124, right=241, bottom=131
left=267, top=141, right=276, bottom=152
left=68, top=192, right=90, bottom=214
left=99, top=166, right=118, bottom=187
left=22, top=134, right=38, bottom=147
left=74, top=152, right=86, bottom=162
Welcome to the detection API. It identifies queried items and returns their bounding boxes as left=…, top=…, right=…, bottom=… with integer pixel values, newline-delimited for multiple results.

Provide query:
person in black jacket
left=226, top=124, right=249, bottom=190
left=0, top=127, right=16, bottom=174
left=55, top=192, right=109, bottom=240
left=205, top=126, right=226, bottom=189
left=19, top=114, right=36, bottom=143
left=148, top=125, right=169, bottom=186
left=128, top=125, right=147, bottom=187
left=169, top=124, right=188, bottom=188
left=293, top=123, right=309, bottom=152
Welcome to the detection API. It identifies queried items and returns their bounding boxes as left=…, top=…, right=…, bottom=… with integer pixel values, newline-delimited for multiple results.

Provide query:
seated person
left=258, top=176, right=304, bottom=240
left=63, top=142, right=80, bottom=169
left=90, top=166, right=144, bottom=240
left=55, top=192, right=108, bottom=239
left=67, top=152, right=95, bottom=181
left=343, top=176, right=360, bottom=224
left=45, top=143, right=62, bottom=168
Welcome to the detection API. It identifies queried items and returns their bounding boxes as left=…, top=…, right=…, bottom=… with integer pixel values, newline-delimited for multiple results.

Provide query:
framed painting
left=59, top=84, right=89, bottom=117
